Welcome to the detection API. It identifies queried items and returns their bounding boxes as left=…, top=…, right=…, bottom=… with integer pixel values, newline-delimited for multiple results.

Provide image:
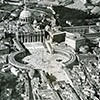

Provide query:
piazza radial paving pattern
left=23, top=42, right=75, bottom=84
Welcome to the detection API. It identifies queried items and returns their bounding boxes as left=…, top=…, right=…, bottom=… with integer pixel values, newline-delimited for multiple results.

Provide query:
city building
left=38, top=0, right=59, bottom=6
left=4, top=0, right=23, bottom=5
left=65, top=33, right=86, bottom=51
left=45, top=27, right=66, bottom=43
left=0, top=41, right=9, bottom=55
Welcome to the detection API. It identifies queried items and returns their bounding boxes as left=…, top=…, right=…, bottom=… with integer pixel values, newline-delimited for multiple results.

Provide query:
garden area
left=53, top=6, right=99, bottom=26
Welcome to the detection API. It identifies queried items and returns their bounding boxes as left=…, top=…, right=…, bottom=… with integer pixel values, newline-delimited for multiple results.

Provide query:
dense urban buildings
left=1, top=0, right=100, bottom=100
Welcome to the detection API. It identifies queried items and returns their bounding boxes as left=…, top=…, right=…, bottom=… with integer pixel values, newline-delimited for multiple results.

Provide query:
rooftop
left=19, top=6, right=31, bottom=19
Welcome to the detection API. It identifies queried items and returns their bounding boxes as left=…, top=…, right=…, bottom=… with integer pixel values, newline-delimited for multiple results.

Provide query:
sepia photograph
left=0, top=0, right=100, bottom=100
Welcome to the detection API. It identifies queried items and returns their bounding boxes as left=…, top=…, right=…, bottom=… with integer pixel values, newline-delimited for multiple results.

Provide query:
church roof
left=19, top=6, right=31, bottom=19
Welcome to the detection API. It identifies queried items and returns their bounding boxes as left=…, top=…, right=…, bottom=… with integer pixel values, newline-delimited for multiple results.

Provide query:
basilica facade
left=16, top=6, right=45, bottom=43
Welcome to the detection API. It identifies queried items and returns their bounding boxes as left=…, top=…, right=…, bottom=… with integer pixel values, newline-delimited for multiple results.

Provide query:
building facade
left=65, top=33, right=86, bottom=51
left=15, top=6, right=45, bottom=43
left=17, top=29, right=45, bottom=43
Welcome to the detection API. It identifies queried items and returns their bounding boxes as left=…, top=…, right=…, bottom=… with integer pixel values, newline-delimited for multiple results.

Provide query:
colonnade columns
left=17, top=30, right=46, bottom=43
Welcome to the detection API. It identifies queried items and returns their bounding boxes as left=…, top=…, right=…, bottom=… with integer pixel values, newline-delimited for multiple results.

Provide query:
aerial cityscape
left=1, top=0, right=100, bottom=100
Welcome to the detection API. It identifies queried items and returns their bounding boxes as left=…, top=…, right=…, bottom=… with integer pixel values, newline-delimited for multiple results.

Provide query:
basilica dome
left=19, top=6, right=31, bottom=19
